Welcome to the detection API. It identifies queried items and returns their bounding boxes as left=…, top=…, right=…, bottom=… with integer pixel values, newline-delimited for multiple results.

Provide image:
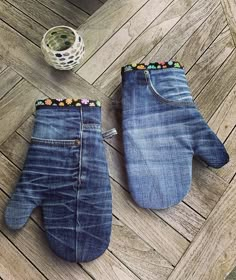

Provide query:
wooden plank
left=111, top=178, right=189, bottom=266
left=194, top=49, right=236, bottom=121
left=77, top=0, right=174, bottom=84
left=0, top=191, right=93, bottom=280
left=0, top=57, right=7, bottom=73
left=82, top=252, right=140, bottom=280
left=0, top=137, right=174, bottom=280
left=7, top=0, right=74, bottom=29
left=167, top=176, right=236, bottom=280
left=221, top=0, right=236, bottom=45
left=0, top=0, right=46, bottom=46
left=145, top=1, right=221, bottom=62
left=208, top=84, right=236, bottom=143
left=184, top=160, right=229, bottom=218
left=93, top=0, right=219, bottom=96
left=37, top=0, right=89, bottom=26
left=110, top=217, right=173, bottom=280
left=0, top=80, right=45, bottom=145
left=0, top=132, right=29, bottom=169
left=154, top=202, right=205, bottom=242
left=17, top=114, right=35, bottom=142
left=172, top=4, right=227, bottom=71
left=0, top=232, right=47, bottom=280
left=67, top=0, right=103, bottom=15
left=0, top=67, right=22, bottom=99
left=212, top=128, right=236, bottom=183
left=73, top=0, right=149, bottom=67
left=187, top=26, right=234, bottom=98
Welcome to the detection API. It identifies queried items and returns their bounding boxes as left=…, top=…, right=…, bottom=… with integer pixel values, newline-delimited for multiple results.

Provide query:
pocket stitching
left=31, top=137, right=80, bottom=146
left=145, top=70, right=195, bottom=107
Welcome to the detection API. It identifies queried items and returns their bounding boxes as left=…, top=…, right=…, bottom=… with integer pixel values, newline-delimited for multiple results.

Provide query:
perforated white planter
left=41, top=26, right=85, bottom=70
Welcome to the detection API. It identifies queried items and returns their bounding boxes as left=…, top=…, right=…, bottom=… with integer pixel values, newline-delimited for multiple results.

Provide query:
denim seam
left=76, top=107, right=83, bottom=261
left=144, top=70, right=195, bottom=107
left=31, top=137, right=80, bottom=146
left=83, top=123, right=101, bottom=129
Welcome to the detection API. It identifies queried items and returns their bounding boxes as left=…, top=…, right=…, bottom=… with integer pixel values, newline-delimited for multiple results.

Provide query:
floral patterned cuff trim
left=122, top=61, right=184, bottom=73
left=35, top=98, right=101, bottom=109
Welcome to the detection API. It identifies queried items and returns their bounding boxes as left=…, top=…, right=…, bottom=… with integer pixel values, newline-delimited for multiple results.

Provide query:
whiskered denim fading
left=5, top=101, right=116, bottom=262
left=121, top=65, right=229, bottom=209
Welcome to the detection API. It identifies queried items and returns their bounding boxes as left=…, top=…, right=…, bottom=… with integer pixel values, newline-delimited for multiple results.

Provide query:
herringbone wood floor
left=0, top=0, right=236, bottom=279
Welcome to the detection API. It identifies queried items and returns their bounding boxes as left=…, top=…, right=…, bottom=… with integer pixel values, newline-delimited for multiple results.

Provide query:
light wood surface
left=0, top=0, right=235, bottom=279
left=168, top=176, right=236, bottom=280
left=221, top=0, right=236, bottom=45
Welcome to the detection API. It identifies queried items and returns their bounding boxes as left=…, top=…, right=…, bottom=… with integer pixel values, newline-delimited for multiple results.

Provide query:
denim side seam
left=76, top=106, right=83, bottom=261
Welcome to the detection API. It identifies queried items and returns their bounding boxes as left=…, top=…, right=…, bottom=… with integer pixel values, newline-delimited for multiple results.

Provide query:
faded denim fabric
left=5, top=102, right=114, bottom=262
left=121, top=66, right=229, bottom=209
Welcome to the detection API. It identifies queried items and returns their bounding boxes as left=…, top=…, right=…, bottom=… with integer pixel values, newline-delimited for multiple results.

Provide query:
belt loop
left=102, top=128, right=117, bottom=140
left=144, top=69, right=149, bottom=83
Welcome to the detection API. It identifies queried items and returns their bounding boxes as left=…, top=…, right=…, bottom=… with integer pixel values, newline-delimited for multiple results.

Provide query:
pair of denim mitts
left=5, top=60, right=229, bottom=263
left=121, top=61, right=229, bottom=209
left=5, top=98, right=117, bottom=262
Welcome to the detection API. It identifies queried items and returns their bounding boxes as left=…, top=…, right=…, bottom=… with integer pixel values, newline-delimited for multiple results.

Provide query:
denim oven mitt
left=121, top=61, right=229, bottom=209
left=5, top=98, right=117, bottom=262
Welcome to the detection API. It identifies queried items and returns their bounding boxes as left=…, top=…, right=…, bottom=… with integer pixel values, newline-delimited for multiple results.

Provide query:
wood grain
left=37, top=0, right=89, bottom=26
left=221, top=0, right=236, bottom=45
left=187, top=26, right=234, bottom=98
left=7, top=0, right=74, bottom=29
left=111, top=178, right=189, bottom=266
left=77, top=0, right=173, bottom=84
left=0, top=231, right=47, bottom=280
left=195, top=49, right=236, bottom=121
left=0, top=59, right=7, bottom=74
left=173, top=4, right=227, bottom=71
left=0, top=0, right=46, bottom=46
left=0, top=19, right=122, bottom=151
left=154, top=202, right=205, bottom=241
left=93, top=0, right=218, bottom=96
left=0, top=132, right=29, bottom=169
left=16, top=114, right=35, bottom=142
left=0, top=67, right=22, bottom=99
left=0, top=80, right=45, bottom=145
left=167, top=176, right=236, bottom=280
left=145, top=0, right=221, bottom=62
left=184, top=160, right=229, bottom=218
left=209, top=84, right=236, bottom=142
left=67, top=0, right=104, bottom=15
left=82, top=252, right=140, bottom=280
left=212, top=128, right=236, bottom=183
left=110, top=217, right=173, bottom=280
left=73, top=0, right=149, bottom=68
